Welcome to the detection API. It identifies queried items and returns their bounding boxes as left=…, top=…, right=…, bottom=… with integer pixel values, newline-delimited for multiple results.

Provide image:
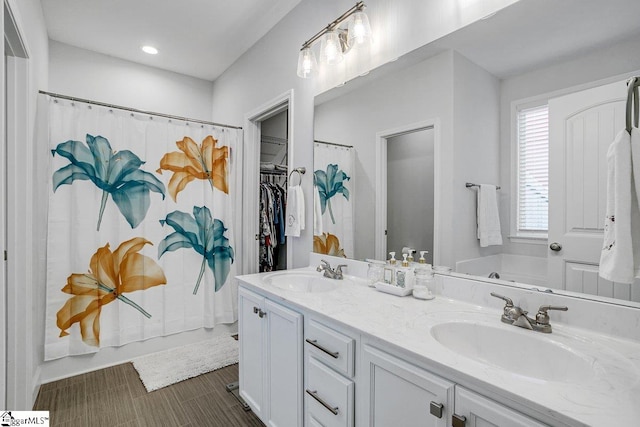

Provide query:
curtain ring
left=288, top=167, right=306, bottom=186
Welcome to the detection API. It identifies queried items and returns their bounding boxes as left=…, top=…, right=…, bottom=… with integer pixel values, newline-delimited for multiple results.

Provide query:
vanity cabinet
left=361, top=343, right=548, bottom=427
left=305, top=317, right=356, bottom=427
left=238, top=286, right=303, bottom=427
left=361, top=344, right=454, bottom=427
left=452, top=387, right=547, bottom=427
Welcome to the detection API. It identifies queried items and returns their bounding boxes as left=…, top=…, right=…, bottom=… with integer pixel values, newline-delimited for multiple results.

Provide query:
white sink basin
left=263, top=271, right=340, bottom=293
left=430, top=321, right=596, bottom=384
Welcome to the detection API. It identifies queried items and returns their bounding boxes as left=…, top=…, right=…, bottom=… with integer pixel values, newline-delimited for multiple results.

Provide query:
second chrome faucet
left=317, top=259, right=348, bottom=280
left=490, top=292, right=568, bottom=333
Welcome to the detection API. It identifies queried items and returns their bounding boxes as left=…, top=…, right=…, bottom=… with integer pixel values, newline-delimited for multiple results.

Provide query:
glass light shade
left=348, top=11, right=372, bottom=46
left=297, top=47, right=318, bottom=78
left=319, top=30, right=344, bottom=65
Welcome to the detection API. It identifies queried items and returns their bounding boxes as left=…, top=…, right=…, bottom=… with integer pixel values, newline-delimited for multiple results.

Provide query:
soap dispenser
left=388, top=252, right=397, bottom=265
left=395, top=254, right=414, bottom=289
left=419, top=251, right=429, bottom=264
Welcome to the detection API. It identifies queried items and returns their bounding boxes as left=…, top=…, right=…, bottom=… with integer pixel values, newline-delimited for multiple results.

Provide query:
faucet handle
left=490, top=292, right=514, bottom=307
left=336, top=264, right=348, bottom=272
left=320, top=259, right=331, bottom=267
left=535, top=305, right=568, bottom=326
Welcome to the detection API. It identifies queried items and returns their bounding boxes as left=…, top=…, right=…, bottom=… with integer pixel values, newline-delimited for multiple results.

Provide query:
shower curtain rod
left=38, top=90, right=243, bottom=130
left=314, top=139, right=354, bottom=148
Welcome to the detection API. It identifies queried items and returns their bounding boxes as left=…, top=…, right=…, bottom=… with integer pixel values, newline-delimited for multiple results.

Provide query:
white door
left=548, top=80, right=640, bottom=302
left=265, top=299, right=303, bottom=427
left=453, top=387, right=547, bottom=427
left=238, top=287, right=266, bottom=418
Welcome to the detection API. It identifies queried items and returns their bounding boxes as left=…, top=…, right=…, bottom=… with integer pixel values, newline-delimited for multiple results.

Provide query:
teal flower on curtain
left=51, top=134, right=166, bottom=231
left=158, top=206, right=234, bottom=294
left=314, top=164, right=350, bottom=224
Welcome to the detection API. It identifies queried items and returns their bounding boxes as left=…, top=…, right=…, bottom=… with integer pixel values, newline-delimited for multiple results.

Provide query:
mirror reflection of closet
left=386, top=128, right=434, bottom=264
left=259, top=110, right=288, bottom=272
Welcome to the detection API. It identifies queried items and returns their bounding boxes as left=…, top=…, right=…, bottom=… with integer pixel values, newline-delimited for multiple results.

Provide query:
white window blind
left=517, top=104, right=549, bottom=233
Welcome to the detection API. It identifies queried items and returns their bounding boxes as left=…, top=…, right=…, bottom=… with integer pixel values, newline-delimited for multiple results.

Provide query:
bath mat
left=132, top=334, right=239, bottom=392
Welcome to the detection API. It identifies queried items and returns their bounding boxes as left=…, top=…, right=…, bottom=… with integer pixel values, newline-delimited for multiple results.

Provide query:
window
left=516, top=104, right=549, bottom=236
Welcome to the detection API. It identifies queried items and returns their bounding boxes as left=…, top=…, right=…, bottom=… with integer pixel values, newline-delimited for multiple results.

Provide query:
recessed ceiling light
left=142, top=45, right=158, bottom=55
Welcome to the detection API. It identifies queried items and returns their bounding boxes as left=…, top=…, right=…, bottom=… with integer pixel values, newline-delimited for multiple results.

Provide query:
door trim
left=375, top=119, right=441, bottom=264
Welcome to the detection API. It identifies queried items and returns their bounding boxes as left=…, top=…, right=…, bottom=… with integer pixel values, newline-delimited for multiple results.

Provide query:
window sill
left=508, top=235, right=547, bottom=245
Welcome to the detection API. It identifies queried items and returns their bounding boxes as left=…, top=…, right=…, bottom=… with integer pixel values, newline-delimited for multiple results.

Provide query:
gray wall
left=314, top=51, right=455, bottom=263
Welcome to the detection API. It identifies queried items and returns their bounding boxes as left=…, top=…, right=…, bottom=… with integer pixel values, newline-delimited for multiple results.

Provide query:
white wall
left=37, top=40, right=235, bottom=388
left=499, top=36, right=640, bottom=258
left=210, top=0, right=520, bottom=268
left=4, top=0, right=49, bottom=410
left=49, top=41, right=214, bottom=121
left=314, top=51, right=455, bottom=263
left=452, top=51, right=501, bottom=263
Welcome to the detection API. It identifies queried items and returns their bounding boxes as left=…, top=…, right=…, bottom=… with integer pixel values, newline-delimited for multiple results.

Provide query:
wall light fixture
left=296, top=1, right=372, bottom=79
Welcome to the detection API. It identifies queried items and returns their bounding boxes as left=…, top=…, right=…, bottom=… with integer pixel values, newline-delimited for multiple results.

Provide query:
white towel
left=285, top=185, right=305, bottom=237
left=313, top=185, right=323, bottom=235
left=599, top=128, right=640, bottom=283
left=477, top=184, right=502, bottom=247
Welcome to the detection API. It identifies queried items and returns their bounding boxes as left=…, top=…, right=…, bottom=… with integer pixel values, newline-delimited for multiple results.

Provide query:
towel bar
left=466, top=182, right=500, bottom=190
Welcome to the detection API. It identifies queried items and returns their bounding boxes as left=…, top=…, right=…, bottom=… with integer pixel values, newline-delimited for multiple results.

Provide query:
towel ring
left=288, top=167, right=306, bottom=186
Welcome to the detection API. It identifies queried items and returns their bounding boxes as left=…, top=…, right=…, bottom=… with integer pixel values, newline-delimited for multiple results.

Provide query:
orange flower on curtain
left=56, top=237, right=166, bottom=347
left=157, top=136, right=229, bottom=201
left=313, top=233, right=347, bottom=258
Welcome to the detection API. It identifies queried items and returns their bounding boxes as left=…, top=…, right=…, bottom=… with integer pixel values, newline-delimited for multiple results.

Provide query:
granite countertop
left=237, top=267, right=640, bottom=427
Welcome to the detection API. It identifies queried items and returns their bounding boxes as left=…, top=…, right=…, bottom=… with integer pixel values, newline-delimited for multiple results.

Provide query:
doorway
left=243, top=90, right=294, bottom=274
left=259, top=110, right=289, bottom=271
left=375, top=120, right=441, bottom=265
left=386, top=128, right=435, bottom=263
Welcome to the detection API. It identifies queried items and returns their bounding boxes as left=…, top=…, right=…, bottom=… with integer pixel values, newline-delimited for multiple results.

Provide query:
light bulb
left=319, top=31, right=344, bottom=65
left=348, top=11, right=372, bottom=46
left=297, top=47, right=318, bottom=78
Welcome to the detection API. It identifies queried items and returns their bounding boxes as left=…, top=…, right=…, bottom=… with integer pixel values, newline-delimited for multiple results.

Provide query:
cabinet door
left=265, top=299, right=303, bottom=427
left=453, top=387, right=547, bottom=427
left=362, top=345, right=454, bottom=427
left=238, top=287, right=265, bottom=418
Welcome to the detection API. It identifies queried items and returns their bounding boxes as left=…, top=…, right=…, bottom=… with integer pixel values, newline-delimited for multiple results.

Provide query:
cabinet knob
left=452, top=414, right=467, bottom=427
left=429, top=401, right=443, bottom=418
left=258, top=309, right=266, bottom=318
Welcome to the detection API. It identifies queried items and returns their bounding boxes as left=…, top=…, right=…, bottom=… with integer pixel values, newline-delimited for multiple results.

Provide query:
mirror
left=312, top=0, right=640, bottom=306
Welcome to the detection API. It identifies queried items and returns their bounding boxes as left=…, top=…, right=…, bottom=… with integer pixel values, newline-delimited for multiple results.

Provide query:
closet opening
left=243, top=90, right=294, bottom=274
left=259, top=110, right=289, bottom=272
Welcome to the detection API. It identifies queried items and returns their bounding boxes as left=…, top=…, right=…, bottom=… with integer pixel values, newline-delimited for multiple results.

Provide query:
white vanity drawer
left=306, top=357, right=354, bottom=427
left=306, top=319, right=355, bottom=377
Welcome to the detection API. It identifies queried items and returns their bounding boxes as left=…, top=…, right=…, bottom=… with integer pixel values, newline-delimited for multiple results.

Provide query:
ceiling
left=41, top=0, right=640, bottom=85
left=40, top=0, right=302, bottom=81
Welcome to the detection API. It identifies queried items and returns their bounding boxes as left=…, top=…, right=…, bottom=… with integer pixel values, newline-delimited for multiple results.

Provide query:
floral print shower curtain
left=313, top=142, right=355, bottom=258
left=43, top=96, right=241, bottom=360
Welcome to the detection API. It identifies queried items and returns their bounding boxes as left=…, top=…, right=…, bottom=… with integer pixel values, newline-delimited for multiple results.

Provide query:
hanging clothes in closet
left=259, top=172, right=287, bottom=272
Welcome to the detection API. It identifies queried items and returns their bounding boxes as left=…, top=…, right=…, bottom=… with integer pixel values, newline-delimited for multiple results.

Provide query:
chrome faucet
left=490, top=292, right=568, bottom=333
left=316, top=259, right=347, bottom=280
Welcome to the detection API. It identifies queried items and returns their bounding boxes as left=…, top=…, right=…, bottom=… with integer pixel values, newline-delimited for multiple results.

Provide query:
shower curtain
left=313, top=142, right=355, bottom=258
left=43, top=95, right=242, bottom=360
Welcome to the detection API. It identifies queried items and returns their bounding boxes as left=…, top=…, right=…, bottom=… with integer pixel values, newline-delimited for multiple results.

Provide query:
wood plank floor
left=33, top=363, right=265, bottom=427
